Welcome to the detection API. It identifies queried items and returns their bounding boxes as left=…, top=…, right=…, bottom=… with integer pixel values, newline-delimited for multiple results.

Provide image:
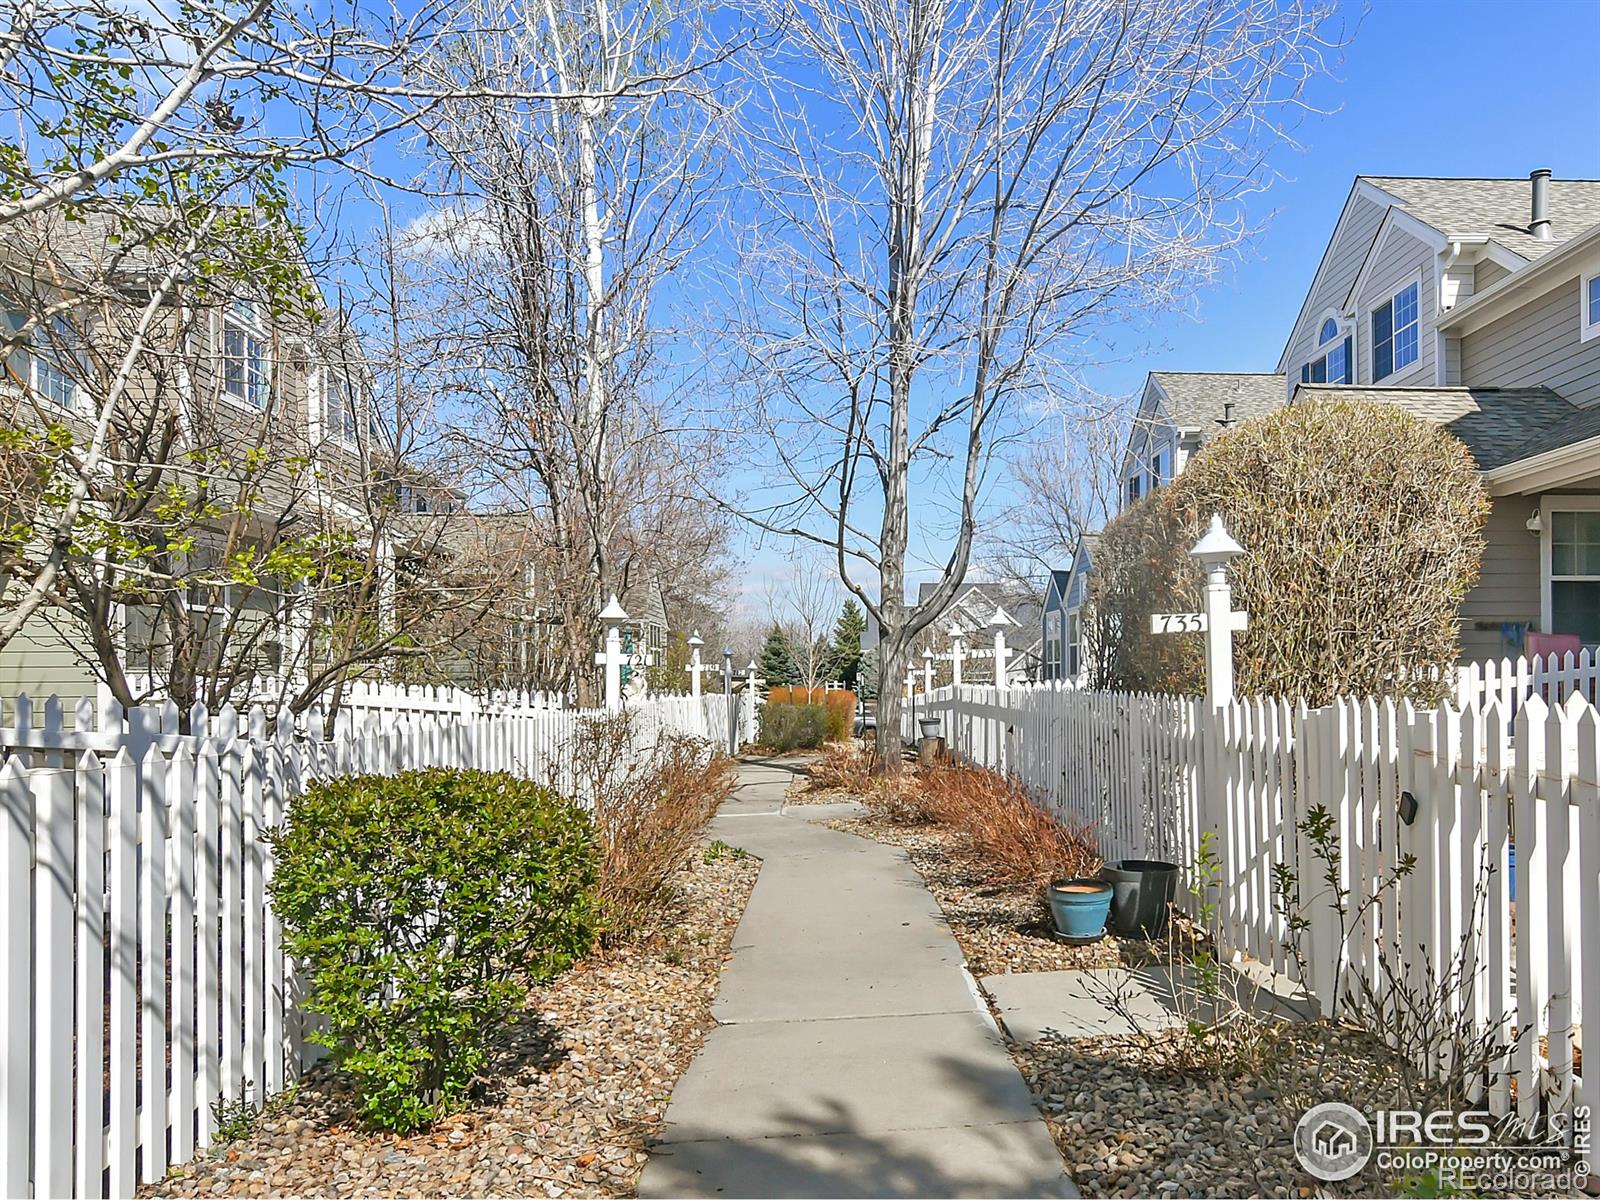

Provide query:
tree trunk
left=873, top=590, right=906, bottom=771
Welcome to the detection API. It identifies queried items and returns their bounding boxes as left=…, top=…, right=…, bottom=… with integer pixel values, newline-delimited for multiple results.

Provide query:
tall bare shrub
left=566, top=714, right=734, bottom=940
left=1089, top=398, right=1490, bottom=704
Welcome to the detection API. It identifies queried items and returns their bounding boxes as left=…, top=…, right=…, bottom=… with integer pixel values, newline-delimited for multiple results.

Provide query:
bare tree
left=403, top=0, right=730, bottom=700
left=767, top=556, right=841, bottom=691
left=0, top=207, right=518, bottom=720
left=0, top=0, right=714, bottom=669
left=728, top=0, right=1336, bottom=768
left=984, top=400, right=1129, bottom=592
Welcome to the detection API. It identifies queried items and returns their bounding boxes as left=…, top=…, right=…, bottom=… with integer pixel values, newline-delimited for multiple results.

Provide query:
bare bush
left=566, top=713, right=735, bottom=941
left=1090, top=398, right=1490, bottom=705
left=804, top=741, right=876, bottom=796
left=918, top=762, right=1100, bottom=887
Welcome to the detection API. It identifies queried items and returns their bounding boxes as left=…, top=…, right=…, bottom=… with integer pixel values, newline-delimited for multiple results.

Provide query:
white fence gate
left=1, top=685, right=756, bottom=1199
left=914, top=677, right=1597, bottom=1124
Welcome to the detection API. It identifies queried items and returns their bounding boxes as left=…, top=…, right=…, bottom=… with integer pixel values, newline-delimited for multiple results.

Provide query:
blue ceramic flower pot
left=1047, top=878, right=1113, bottom=944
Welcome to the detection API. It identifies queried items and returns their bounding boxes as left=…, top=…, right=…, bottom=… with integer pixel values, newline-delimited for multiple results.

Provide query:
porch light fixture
left=1526, top=510, right=1543, bottom=535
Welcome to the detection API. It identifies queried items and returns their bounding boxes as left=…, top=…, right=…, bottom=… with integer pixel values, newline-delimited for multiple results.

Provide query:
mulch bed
left=146, top=846, right=760, bottom=1199
left=1015, top=1029, right=1305, bottom=1199
left=826, top=813, right=1183, bottom=975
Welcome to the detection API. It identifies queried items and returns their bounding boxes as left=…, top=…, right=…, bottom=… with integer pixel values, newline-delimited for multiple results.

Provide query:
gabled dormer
left=1118, top=372, right=1285, bottom=511
left=1278, top=173, right=1600, bottom=401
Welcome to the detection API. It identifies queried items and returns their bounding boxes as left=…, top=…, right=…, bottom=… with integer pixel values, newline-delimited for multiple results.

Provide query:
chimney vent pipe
left=1531, top=168, right=1553, bottom=241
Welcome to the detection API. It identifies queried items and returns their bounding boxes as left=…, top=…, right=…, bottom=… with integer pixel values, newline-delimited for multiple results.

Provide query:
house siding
left=0, top=607, right=97, bottom=708
left=1284, top=193, right=1386, bottom=394
left=1459, top=276, right=1600, bottom=408
left=1475, top=260, right=1512, bottom=292
left=1458, top=495, right=1541, bottom=662
left=1353, top=224, right=1438, bottom=387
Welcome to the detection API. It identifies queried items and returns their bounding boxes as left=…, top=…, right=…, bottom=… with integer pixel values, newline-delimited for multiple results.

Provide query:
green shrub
left=757, top=701, right=828, bottom=751
left=762, top=689, right=855, bottom=742
left=267, top=768, right=600, bottom=1131
left=1089, top=398, right=1489, bottom=704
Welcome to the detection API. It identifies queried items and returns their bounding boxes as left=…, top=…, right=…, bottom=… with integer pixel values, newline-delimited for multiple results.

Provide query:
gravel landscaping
left=827, top=811, right=1188, bottom=975
left=1012, top=1021, right=1468, bottom=1199
left=146, top=845, right=760, bottom=1200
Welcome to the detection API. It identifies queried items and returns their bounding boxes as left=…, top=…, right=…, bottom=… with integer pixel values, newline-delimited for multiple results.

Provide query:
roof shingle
left=1149, top=372, right=1286, bottom=444
left=1362, top=176, right=1600, bottom=261
left=1291, top=383, right=1585, bottom=471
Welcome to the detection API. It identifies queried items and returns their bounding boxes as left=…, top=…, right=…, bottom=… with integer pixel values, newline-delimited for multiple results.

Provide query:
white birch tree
left=405, top=0, right=729, bottom=701
left=729, top=0, right=1337, bottom=768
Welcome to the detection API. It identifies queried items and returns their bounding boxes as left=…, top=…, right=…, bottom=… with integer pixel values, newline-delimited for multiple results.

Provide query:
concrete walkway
left=639, top=759, right=1074, bottom=1199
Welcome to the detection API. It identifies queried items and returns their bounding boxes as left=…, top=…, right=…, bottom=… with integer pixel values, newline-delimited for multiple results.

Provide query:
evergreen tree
left=830, top=599, right=867, bottom=689
left=757, top=623, right=798, bottom=688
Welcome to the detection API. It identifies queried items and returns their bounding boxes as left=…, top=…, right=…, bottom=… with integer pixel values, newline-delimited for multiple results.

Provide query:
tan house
left=0, top=207, right=391, bottom=710
left=1080, top=170, right=1600, bottom=664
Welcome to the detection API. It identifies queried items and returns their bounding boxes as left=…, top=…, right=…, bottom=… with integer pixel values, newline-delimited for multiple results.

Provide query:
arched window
left=1302, top=315, right=1353, bottom=386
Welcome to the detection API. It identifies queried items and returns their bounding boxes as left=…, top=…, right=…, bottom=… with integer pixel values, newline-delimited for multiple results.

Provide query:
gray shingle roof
left=1291, top=383, right=1585, bottom=471
left=1149, top=372, right=1286, bottom=444
left=1363, top=176, right=1600, bottom=261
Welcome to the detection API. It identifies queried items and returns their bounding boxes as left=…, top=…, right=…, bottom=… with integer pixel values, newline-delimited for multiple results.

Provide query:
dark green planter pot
left=1100, top=859, right=1180, bottom=938
left=1046, top=878, right=1113, bottom=944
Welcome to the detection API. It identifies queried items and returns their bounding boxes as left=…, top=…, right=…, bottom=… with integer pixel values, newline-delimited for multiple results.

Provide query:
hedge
left=1088, top=398, right=1490, bottom=705
left=763, top=687, right=855, bottom=742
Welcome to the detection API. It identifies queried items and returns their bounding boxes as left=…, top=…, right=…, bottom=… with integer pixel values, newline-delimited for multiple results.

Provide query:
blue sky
left=1093, top=0, right=1600, bottom=402
left=726, top=0, right=1600, bottom=619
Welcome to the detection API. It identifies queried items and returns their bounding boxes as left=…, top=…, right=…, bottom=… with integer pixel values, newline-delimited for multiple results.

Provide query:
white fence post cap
left=1190, top=513, right=1244, bottom=566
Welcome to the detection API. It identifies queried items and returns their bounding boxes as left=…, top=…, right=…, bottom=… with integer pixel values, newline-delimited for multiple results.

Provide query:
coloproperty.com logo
left=1293, top=1102, right=1592, bottom=1191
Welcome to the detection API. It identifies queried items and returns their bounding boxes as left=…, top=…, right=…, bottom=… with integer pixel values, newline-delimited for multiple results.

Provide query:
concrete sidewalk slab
left=982, top=962, right=1317, bottom=1044
left=644, top=1122, right=1076, bottom=1199
left=982, top=967, right=1187, bottom=1043
left=654, top=1011, right=1034, bottom=1142
left=638, top=759, right=1074, bottom=1199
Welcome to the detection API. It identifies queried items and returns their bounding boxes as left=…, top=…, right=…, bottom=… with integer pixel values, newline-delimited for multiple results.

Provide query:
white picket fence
left=1, top=685, right=755, bottom=1200
left=1455, top=649, right=1600, bottom=713
left=913, top=678, right=1598, bottom=1123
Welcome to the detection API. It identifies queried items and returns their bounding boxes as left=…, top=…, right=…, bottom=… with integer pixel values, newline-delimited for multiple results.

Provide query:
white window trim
left=31, top=315, right=80, bottom=411
left=1540, top=495, right=1600, bottom=639
left=316, top=366, right=361, bottom=450
left=1581, top=273, right=1600, bottom=345
left=1301, top=308, right=1354, bottom=385
left=220, top=302, right=270, bottom=412
left=1367, top=271, right=1425, bottom=384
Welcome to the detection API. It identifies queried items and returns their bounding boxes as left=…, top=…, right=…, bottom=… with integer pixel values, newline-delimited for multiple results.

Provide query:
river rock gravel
left=1012, top=1025, right=1432, bottom=1199
left=145, top=846, right=759, bottom=1200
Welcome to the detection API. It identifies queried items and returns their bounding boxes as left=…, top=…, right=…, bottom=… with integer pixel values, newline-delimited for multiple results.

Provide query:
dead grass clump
left=805, top=741, right=876, bottom=795
left=918, top=761, right=1100, bottom=887
left=861, top=771, right=939, bottom=825
left=568, top=714, right=735, bottom=942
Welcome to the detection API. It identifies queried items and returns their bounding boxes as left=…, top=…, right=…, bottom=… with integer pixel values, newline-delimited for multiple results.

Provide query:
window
left=1300, top=317, right=1352, bottom=386
left=1585, top=274, right=1600, bottom=343
left=1372, top=281, right=1419, bottom=381
left=1149, top=447, right=1168, bottom=487
left=1551, top=510, right=1600, bottom=644
left=1126, top=473, right=1143, bottom=504
left=323, top=371, right=361, bottom=446
left=223, top=300, right=268, bottom=408
left=33, top=315, right=80, bottom=410
left=1044, top=609, right=1063, bottom=677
